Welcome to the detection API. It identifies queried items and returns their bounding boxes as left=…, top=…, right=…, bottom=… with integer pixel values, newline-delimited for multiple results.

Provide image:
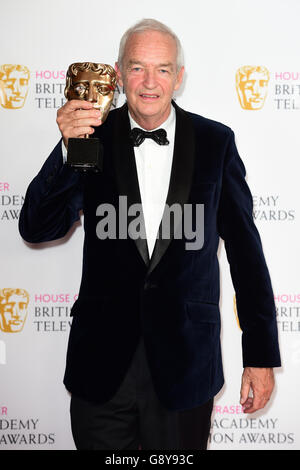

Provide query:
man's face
left=67, top=70, right=115, bottom=120
left=1, top=69, right=29, bottom=109
left=238, top=71, right=269, bottom=110
left=0, top=293, right=28, bottom=333
left=116, top=30, right=184, bottom=129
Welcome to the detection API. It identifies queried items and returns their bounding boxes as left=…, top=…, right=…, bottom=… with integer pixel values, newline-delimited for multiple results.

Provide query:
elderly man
left=19, top=19, right=280, bottom=450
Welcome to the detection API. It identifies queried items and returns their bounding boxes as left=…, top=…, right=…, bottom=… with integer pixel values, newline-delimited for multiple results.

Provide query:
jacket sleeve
left=217, top=130, right=281, bottom=368
left=19, top=140, right=83, bottom=243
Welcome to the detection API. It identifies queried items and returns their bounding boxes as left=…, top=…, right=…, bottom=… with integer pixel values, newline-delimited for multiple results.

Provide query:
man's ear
left=115, top=62, right=124, bottom=87
left=174, top=66, right=185, bottom=91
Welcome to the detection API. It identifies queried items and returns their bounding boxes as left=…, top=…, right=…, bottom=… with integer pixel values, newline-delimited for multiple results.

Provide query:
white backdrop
left=0, top=0, right=299, bottom=450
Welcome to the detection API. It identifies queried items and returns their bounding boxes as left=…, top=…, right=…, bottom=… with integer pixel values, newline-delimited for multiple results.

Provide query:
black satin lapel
left=147, top=103, right=195, bottom=276
left=112, top=104, right=150, bottom=266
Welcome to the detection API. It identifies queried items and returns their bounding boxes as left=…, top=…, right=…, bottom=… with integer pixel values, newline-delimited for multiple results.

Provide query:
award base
left=66, top=137, right=103, bottom=172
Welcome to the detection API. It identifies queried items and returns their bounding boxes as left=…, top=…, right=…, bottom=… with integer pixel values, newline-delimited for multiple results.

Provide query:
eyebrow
left=128, top=60, right=174, bottom=68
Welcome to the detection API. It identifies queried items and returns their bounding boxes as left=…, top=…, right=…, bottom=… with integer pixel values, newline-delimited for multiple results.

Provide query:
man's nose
left=143, top=69, right=156, bottom=88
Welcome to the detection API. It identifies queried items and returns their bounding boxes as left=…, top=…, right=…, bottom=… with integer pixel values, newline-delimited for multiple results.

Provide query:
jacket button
left=144, top=281, right=158, bottom=290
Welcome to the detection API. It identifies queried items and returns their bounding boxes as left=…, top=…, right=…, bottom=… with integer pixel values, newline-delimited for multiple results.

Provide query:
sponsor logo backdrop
left=0, top=0, right=299, bottom=450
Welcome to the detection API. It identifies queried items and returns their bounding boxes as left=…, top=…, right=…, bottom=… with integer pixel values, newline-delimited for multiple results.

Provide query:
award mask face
left=0, top=64, right=30, bottom=109
left=0, top=289, right=29, bottom=333
left=236, top=66, right=270, bottom=110
left=65, top=62, right=117, bottom=121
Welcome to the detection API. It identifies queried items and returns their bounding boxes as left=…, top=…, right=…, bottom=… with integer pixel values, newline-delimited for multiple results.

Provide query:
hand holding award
left=63, top=62, right=117, bottom=171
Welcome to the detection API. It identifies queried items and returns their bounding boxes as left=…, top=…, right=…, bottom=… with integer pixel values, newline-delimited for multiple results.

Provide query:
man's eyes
left=130, top=67, right=170, bottom=73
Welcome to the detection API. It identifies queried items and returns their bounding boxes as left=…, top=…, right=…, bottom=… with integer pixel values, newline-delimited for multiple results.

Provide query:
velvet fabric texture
left=19, top=102, right=281, bottom=411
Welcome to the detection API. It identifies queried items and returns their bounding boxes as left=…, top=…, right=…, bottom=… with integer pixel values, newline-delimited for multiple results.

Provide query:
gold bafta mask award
left=64, top=62, right=117, bottom=171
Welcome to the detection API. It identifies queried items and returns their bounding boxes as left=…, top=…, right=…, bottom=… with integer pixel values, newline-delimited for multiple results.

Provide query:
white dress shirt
left=129, top=105, right=175, bottom=257
left=62, top=105, right=176, bottom=257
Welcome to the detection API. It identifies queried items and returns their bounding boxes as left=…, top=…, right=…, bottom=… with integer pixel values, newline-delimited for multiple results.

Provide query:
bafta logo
left=0, top=64, right=30, bottom=109
left=0, top=288, right=29, bottom=333
left=236, top=66, right=270, bottom=110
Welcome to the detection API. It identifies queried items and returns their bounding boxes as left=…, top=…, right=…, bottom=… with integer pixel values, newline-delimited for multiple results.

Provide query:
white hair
left=117, top=18, right=184, bottom=72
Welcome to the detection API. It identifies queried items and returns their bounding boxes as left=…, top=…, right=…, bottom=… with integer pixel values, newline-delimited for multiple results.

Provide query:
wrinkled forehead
left=123, top=31, right=178, bottom=65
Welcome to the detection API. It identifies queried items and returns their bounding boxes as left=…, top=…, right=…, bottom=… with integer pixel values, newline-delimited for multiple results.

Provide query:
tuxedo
left=19, top=101, right=281, bottom=412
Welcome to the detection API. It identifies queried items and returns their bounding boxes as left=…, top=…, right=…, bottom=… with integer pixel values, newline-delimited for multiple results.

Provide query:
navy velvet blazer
left=19, top=101, right=281, bottom=411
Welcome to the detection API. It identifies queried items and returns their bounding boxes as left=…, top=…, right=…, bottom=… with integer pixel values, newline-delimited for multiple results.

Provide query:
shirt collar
left=128, top=103, right=175, bottom=133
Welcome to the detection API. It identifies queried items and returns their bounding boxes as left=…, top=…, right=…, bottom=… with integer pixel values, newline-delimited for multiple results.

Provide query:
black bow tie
left=130, top=127, right=169, bottom=147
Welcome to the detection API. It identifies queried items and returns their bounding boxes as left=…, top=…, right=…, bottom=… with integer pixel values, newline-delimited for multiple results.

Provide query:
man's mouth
left=139, top=93, right=159, bottom=100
